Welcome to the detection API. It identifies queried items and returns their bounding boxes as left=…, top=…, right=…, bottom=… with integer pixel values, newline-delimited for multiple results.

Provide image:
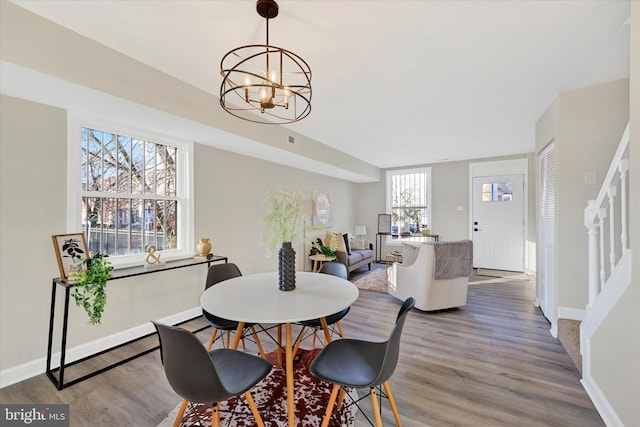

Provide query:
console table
left=46, top=255, right=227, bottom=390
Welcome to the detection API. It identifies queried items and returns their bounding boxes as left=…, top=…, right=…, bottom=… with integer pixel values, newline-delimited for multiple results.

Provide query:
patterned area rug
left=352, top=268, right=388, bottom=293
left=159, top=349, right=356, bottom=427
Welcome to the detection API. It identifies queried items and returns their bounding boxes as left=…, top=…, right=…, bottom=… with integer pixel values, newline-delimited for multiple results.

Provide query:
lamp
left=355, top=225, right=367, bottom=238
left=220, top=0, right=312, bottom=124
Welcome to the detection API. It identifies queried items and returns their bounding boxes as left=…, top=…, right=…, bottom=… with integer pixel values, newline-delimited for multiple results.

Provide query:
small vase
left=278, top=242, right=296, bottom=291
left=196, top=238, right=211, bottom=256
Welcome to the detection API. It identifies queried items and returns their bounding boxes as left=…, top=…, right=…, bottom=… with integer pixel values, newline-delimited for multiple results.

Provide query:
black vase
left=278, top=242, right=296, bottom=291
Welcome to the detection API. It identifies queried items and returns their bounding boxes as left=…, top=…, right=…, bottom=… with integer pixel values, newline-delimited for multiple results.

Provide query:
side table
left=308, top=254, right=336, bottom=272
left=46, top=256, right=227, bottom=390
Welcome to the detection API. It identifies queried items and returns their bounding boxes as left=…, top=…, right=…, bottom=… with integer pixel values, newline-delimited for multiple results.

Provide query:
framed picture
left=314, top=193, right=332, bottom=227
left=52, top=233, right=88, bottom=279
left=378, top=214, right=392, bottom=234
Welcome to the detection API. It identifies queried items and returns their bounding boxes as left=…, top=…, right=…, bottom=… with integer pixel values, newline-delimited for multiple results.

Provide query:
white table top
left=200, top=272, right=359, bottom=324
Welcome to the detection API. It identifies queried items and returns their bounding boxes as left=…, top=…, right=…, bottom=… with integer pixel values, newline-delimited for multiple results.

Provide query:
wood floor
left=0, top=268, right=603, bottom=427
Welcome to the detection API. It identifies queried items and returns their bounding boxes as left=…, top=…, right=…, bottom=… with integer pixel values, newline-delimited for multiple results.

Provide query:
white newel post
left=585, top=200, right=600, bottom=308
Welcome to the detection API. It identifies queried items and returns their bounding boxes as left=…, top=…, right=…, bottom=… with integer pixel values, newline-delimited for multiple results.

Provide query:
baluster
left=607, top=186, right=616, bottom=273
left=587, top=222, right=600, bottom=308
left=598, top=208, right=606, bottom=289
left=619, top=159, right=629, bottom=251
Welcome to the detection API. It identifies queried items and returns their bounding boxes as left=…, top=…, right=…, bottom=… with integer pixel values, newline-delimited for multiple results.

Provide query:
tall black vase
left=278, top=242, right=296, bottom=291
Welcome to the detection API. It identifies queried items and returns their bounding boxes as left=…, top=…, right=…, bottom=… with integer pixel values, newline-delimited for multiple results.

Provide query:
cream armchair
left=387, top=241, right=472, bottom=311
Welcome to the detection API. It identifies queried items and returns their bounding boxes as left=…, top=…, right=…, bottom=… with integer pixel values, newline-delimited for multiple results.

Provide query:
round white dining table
left=200, top=271, right=359, bottom=427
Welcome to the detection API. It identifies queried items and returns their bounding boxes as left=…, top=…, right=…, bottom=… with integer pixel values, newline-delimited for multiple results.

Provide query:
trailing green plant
left=311, top=240, right=336, bottom=257
left=261, top=187, right=327, bottom=254
left=70, top=252, right=113, bottom=325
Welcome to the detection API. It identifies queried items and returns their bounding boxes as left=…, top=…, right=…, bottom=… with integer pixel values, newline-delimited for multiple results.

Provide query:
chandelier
left=220, top=0, right=312, bottom=124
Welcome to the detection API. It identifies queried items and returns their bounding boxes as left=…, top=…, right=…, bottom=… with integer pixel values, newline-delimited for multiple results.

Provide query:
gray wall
left=357, top=153, right=536, bottom=268
left=0, top=94, right=357, bottom=373
left=536, top=79, right=630, bottom=312
left=591, top=3, right=640, bottom=425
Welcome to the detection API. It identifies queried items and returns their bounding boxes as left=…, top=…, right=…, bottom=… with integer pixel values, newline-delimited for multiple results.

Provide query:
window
left=68, top=117, right=193, bottom=267
left=481, top=181, right=513, bottom=202
left=386, top=168, right=431, bottom=236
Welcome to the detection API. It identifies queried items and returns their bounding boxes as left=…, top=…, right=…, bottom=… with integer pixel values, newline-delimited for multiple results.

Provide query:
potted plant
left=261, top=187, right=326, bottom=290
left=70, top=252, right=113, bottom=325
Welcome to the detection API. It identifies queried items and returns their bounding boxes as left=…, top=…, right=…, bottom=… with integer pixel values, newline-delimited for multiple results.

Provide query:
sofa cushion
left=348, top=251, right=364, bottom=264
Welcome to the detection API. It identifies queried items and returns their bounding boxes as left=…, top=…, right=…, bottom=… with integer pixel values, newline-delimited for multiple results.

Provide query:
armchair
left=387, top=241, right=472, bottom=311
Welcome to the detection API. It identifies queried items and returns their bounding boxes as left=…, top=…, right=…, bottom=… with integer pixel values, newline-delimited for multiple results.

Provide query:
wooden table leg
left=230, top=322, right=245, bottom=350
left=285, top=322, right=295, bottom=427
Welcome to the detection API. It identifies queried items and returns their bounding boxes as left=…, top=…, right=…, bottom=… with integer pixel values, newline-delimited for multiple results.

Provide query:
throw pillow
left=402, top=243, right=421, bottom=266
left=325, top=232, right=346, bottom=253
left=342, top=233, right=351, bottom=255
left=350, top=238, right=366, bottom=250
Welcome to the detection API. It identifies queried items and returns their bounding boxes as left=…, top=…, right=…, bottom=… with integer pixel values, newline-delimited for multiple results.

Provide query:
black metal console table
left=46, top=255, right=227, bottom=390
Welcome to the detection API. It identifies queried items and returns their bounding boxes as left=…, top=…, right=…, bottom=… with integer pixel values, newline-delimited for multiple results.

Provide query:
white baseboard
left=549, top=321, right=558, bottom=338
left=0, top=306, right=201, bottom=389
left=581, top=373, right=624, bottom=427
left=558, top=307, right=586, bottom=321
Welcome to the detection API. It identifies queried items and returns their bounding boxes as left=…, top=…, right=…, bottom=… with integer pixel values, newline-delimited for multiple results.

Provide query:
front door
left=472, top=174, right=524, bottom=272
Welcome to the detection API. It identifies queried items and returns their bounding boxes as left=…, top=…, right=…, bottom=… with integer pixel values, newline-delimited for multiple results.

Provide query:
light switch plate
left=584, top=171, right=597, bottom=186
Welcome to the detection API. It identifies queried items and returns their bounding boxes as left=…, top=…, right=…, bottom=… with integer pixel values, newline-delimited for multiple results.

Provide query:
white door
left=472, top=174, right=525, bottom=271
left=538, top=144, right=556, bottom=322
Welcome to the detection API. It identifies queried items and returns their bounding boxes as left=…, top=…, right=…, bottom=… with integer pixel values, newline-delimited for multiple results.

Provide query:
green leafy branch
left=70, top=253, right=113, bottom=325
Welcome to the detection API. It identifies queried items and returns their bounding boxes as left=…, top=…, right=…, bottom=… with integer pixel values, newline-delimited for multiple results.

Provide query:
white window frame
left=67, top=114, right=194, bottom=268
left=385, top=167, right=432, bottom=245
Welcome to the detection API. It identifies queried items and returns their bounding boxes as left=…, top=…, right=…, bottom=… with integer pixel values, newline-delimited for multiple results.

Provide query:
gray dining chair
left=152, top=321, right=272, bottom=427
left=308, top=297, right=415, bottom=427
left=294, top=262, right=350, bottom=350
left=203, top=263, right=266, bottom=357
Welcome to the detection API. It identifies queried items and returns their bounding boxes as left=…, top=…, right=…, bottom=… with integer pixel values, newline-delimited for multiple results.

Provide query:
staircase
left=581, top=122, right=631, bottom=424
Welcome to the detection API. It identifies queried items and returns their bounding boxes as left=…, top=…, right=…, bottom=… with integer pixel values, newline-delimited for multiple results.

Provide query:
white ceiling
left=11, top=0, right=630, bottom=170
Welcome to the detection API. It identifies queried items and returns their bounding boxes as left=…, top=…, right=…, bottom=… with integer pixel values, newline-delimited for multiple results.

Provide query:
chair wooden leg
left=337, top=387, right=346, bottom=410
left=225, top=331, right=231, bottom=348
left=292, top=327, right=305, bottom=358
left=207, top=329, right=219, bottom=351
left=244, top=391, right=265, bottom=427
left=320, top=317, right=332, bottom=344
left=251, top=326, right=267, bottom=359
left=336, top=321, right=346, bottom=338
left=172, top=400, right=187, bottom=427
left=383, top=381, right=402, bottom=426
left=277, top=324, right=282, bottom=365
left=321, top=384, right=341, bottom=427
left=370, top=387, right=384, bottom=427
left=211, top=402, right=220, bottom=427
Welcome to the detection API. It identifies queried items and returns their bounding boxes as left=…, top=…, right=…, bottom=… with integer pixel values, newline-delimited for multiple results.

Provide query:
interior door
left=538, top=144, right=556, bottom=322
left=472, top=174, right=525, bottom=271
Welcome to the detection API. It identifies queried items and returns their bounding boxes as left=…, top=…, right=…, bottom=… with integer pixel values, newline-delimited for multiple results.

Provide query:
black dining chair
left=203, top=263, right=266, bottom=357
left=152, top=321, right=272, bottom=427
left=309, top=297, right=415, bottom=427
left=294, top=262, right=350, bottom=351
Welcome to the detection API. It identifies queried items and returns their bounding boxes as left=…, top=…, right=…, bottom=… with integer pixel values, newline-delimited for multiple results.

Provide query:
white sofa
left=387, top=241, right=472, bottom=311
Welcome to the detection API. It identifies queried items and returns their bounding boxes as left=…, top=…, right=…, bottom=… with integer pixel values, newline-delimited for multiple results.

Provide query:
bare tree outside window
left=81, top=128, right=178, bottom=256
left=389, top=169, right=430, bottom=235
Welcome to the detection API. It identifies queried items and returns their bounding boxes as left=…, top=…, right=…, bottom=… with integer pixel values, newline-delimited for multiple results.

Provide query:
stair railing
left=583, top=123, right=630, bottom=308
